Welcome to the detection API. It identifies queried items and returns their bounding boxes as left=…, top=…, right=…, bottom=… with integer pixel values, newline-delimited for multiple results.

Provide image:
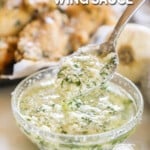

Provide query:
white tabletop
left=0, top=85, right=38, bottom=150
left=0, top=84, right=149, bottom=150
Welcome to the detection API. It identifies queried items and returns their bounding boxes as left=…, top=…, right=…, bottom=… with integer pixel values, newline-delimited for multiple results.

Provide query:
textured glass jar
left=11, top=66, right=143, bottom=150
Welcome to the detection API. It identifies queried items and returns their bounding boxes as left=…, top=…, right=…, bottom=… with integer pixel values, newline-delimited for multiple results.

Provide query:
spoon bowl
left=89, top=0, right=146, bottom=86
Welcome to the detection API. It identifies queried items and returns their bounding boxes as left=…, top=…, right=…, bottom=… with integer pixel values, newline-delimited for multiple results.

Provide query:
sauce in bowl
left=12, top=45, right=143, bottom=150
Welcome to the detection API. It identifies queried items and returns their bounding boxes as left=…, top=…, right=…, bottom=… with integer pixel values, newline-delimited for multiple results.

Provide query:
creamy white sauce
left=19, top=79, right=135, bottom=135
left=18, top=49, right=135, bottom=135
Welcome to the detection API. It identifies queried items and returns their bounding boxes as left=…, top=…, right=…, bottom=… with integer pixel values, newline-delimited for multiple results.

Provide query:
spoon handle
left=108, top=0, right=145, bottom=45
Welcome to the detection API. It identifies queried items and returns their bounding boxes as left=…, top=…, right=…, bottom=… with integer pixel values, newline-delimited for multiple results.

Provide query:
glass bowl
left=11, top=65, right=143, bottom=150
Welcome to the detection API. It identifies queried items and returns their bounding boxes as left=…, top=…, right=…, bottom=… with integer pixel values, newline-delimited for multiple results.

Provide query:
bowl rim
left=11, top=66, right=144, bottom=144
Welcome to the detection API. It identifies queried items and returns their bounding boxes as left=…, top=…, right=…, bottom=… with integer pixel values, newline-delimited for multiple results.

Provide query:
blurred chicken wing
left=2, top=0, right=23, bottom=9
left=65, top=4, right=116, bottom=50
left=0, top=8, right=32, bottom=36
left=15, top=10, right=69, bottom=61
left=0, top=37, right=18, bottom=74
left=24, top=0, right=57, bottom=13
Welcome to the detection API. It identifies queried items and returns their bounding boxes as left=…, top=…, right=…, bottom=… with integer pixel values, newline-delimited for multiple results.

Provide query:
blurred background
left=0, top=0, right=150, bottom=150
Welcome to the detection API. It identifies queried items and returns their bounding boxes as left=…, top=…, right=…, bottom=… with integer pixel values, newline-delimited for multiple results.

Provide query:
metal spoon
left=96, top=0, right=146, bottom=84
